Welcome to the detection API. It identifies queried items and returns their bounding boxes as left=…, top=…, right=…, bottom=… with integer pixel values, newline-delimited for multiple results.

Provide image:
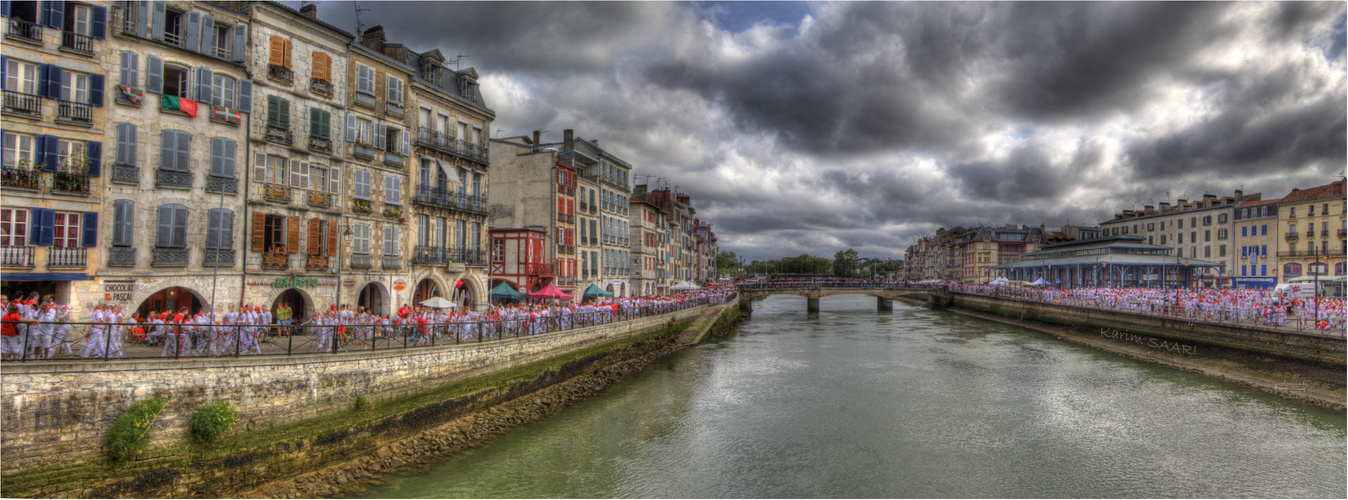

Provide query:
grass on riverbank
left=1, top=318, right=694, bottom=497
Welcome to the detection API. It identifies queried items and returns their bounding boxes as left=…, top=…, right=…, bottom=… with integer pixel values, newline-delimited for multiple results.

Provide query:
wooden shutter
left=195, top=66, right=212, bottom=103
left=120, top=51, right=138, bottom=87
left=251, top=212, right=266, bottom=252
left=327, top=220, right=338, bottom=256
left=284, top=39, right=293, bottom=69
left=222, top=139, right=236, bottom=178
left=374, top=122, right=387, bottom=150
left=156, top=206, right=173, bottom=247
left=147, top=55, right=162, bottom=94
left=175, top=131, right=190, bottom=172
left=287, top=216, right=300, bottom=254
left=310, top=107, right=321, bottom=138
left=206, top=209, right=220, bottom=249
left=268, top=35, right=286, bottom=66
left=307, top=218, right=321, bottom=255
left=209, top=137, right=223, bottom=176
left=266, top=95, right=279, bottom=127
left=313, top=52, right=331, bottom=82
left=278, top=97, right=290, bottom=128
left=200, top=16, right=214, bottom=54
left=159, top=130, right=175, bottom=171
left=238, top=79, right=252, bottom=112
left=114, top=200, right=133, bottom=247
left=186, top=11, right=201, bottom=54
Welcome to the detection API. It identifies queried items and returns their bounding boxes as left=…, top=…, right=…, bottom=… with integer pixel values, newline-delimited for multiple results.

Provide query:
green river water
left=361, top=294, right=1346, bottom=498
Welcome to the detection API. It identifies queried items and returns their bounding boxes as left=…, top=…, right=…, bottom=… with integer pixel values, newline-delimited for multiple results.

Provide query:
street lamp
left=333, top=224, right=353, bottom=353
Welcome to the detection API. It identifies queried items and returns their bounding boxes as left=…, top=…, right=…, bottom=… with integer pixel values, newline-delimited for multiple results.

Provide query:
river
left=361, top=294, right=1346, bottom=498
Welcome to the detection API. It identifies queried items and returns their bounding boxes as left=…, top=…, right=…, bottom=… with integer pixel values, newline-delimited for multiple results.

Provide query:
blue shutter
left=159, top=129, right=175, bottom=171
left=119, top=51, right=138, bottom=87
left=195, top=67, right=212, bottom=103
left=238, top=79, right=252, bottom=113
left=146, top=55, right=162, bottom=94
left=85, top=141, right=101, bottom=177
left=49, top=0, right=63, bottom=28
left=81, top=212, right=97, bottom=248
left=90, top=73, right=104, bottom=107
left=185, top=11, right=200, bottom=53
left=136, top=0, right=147, bottom=38
left=44, top=65, right=61, bottom=99
left=1, top=1, right=10, bottom=18
left=231, top=24, right=246, bottom=63
left=200, top=15, right=214, bottom=54
left=28, top=209, right=41, bottom=245
left=91, top=5, right=106, bottom=38
left=0, top=56, right=6, bottom=91
left=39, top=135, right=57, bottom=172
left=151, top=1, right=165, bottom=41
left=34, top=208, right=54, bottom=246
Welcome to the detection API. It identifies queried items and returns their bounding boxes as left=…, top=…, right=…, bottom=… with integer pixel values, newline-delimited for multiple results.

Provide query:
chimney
left=1235, top=189, right=1243, bottom=199
left=564, top=129, right=574, bottom=152
left=1159, top=202, right=1171, bottom=211
left=532, top=130, right=540, bottom=152
left=1143, top=205, right=1154, bottom=213
left=361, top=25, right=386, bottom=52
left=591, top=139, right=599, bottom=148
left=299, top=3, right=318, bottom=18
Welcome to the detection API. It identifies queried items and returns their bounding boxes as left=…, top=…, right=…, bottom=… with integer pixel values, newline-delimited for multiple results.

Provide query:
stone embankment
left=0, top=300, right=741, bottom=498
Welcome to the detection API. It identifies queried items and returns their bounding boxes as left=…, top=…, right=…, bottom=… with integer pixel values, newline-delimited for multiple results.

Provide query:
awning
left=437, top=159, right=464, bottom=186
left=582, top=284, right=613, bottom=297
left=526, top=282, right=573, bottom=300
left=0, top=273, right=92, bottom=281
left=490, top=281, right=525, bottom=299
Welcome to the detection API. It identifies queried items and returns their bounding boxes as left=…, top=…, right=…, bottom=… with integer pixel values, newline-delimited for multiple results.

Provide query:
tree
left=833, top=249, right=859, bottom=278
left=716, top=250, right=739, bottom=275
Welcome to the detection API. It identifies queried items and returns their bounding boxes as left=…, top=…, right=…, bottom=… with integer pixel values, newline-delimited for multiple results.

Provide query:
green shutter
left=310, top=107, right=321, bottom=138
left=323, top=110, right=332, bottom=138
left=267, top=95, right=279, bottom=127
left=278, top=97, right=290, bottom=129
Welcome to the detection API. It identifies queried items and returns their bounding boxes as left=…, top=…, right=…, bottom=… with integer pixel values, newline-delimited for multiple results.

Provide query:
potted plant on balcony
left=54, top=151, right=90, bottom=194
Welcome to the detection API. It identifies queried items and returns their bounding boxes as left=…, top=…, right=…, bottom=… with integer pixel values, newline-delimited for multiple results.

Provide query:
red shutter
left=251, top=212, right=266, bottom=252
left=287, top=216, right=300, bottom=253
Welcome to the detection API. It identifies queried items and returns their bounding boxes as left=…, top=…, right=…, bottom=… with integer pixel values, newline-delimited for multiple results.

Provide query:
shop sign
left=272, top=277, right=329, bottom=288
left=103, top=279, right=135, bottom=302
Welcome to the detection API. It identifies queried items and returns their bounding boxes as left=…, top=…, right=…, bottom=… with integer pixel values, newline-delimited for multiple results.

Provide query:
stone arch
left=134, top=286, right=209, bottom=318
left=413, top=275, right=447, bottom=306
left=267, top=287, right=315, bottom=325
left=355, top=280, right=390, bottom=316
left=454, top=273, right=488, bottom=311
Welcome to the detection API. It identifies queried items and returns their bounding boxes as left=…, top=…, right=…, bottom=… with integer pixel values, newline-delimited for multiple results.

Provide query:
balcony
left=206, top=175, right=238, bottom=195
left=152, top=247, right=189, bottom=266
left=60, top=31, right=94, bottom=54
left=268, top=64, right=294, bottom=84
left=464, top=250, right=487, bottom=267
left=413, top=245, right=445, bottom=265
left=414, top=127, right=488, bottom=165
left=3, top=90, right=41, bottom=117
left=1322, top=230, right=1332, bottom=237
left=266, top=125, right=293, bottom=145
left=2, top=167, right=41, bottom=191
left=1339, top=229, right=1347, bottom=238
left=306, top=254, right=330, bottom=272
left=412, top=185, right=489, bottom=215
left=211, top=44, right=231, bottom=60
left=52, top=171, right=91, bottom=196
left=264, top=183, right=292, bottom=204
left=383, top=151, right=405, bottom=168
left=588, top=205, right=597, bottom=215
left=56, top=100, right=93, bottom=125
left=6, top=17, right=41, bottom=43
left=385, top=101, right=404, bottom=118
left=310, top=78, right=333, bottom=97
left=351, top=253, right=373, bottom=269
left=353, top=143, right=376, bottom=161
left=162, top=30, right=185, bottom=48
left=306, top=191, right=331, bottom=209
left=202, top=249, right=235, bottom=267
left=353, top=198, right=373, bottom=214
left=354, top=91, right=376, bottom=110
left=1285, top=232, right=1299, bottom=241
left=308, top=136, right=333, bottom=155
left=111, top=165, right=139, bottom=185
left=527, top=263, right=556, bottom=276
left=1, top=246, right=35, bottom=268
left=262, top=252, right=289, bottom=271
left=558, top=245, right=574, bottom=255
left=107, top=247, right=136, bottom=267
left=381, top=255, right=402, bottom=270
left=156, top=168, right=192, bottom=189
left=383, top=204, right=402, bottom=219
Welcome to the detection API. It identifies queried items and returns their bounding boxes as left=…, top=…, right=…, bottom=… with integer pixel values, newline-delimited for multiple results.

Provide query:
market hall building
left=991, top=236, right=1223, bottom=289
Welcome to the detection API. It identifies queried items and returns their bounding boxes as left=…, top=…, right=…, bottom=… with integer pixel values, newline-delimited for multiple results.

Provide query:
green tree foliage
left=190, top=399, right=237, bottom=444
left=833, top=249, right=859, bottom=278
left=105, top=396, right=168, bottom=462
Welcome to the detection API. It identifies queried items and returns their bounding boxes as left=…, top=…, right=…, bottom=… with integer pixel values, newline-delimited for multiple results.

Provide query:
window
left=262, top=213, right=286, bottom=250
left=60, top=70, right=89, bottom=103
left=162, top=64, right=189, bottom=98
left=155, top=204, right=188, bottom=248
left=1241, top=226, right=1247, bottom=237
left=311, top=164, right=328, bottom=193
left=309, top=108, right=331, bottom=138
left=382, top=225, right=398, bottom=256
left=262, top=155, right=287, bottom=185
left=352, top=224, right=370, bottom=255
left=419, top=107, right=432, bottom=129
left=1217, top=229, right=1227, bottom=240
left=1121, top=226, right=1128, bottom=235
left=268, top=35, right=292, bottom=69
left=1177, top=219, right=1183, bottom=229
left=5, top=59, right=39, bottom=95
left=356, top=64, right=374, bottom=95
left=1190, top=217, right=1196, bottom=227
left=1336, top=262, right=1346, bottom=276
left=1308, top=205, right=1315, bottom=216
left=1290, top=223, right=1297, bottom=234
left=436, top=217, right=446, bottom=247
left=206, top=208, right=233, bottom=249
left=312, top=52, right=332, bottom=82
left=1147, top=223, right=1154, bottom=231
left=1202, top=215, right=1212, bottom=226
left=1160, top=235, right=1166, bottom=245
left=356, top=116, right=373, bottom=144
left=354, top=169, right=372, bottom=200
left=1261, top=264, right=1267, bottom=276
left=1217, top=213, right=1227, bottom=224
left=1219, top=245, right=1226, bottom=257
left=1284, top=263, right=1302, bottom=277
left=159, top=130, right=190, bottom=172
left=211, top=74, right=235, bottom=108
left=1323, top=203, right=1329, bottom=215
left=115, top=123, right=137, bottom=166
left=386, top=76, right=403, bottom=103
left=1261, top=224, right=1267, bottom=235
left=55, top=139, right=84, bottom=173
left=112, top=200, right=134, bottom=247
left=417, top=215, right=428, bottom=246
left=209, top=138, right=236, bottom=178
left=1261, top=245, right=1267, bottom=256
left=267, top=95, right=290, bottom=129
left=384, top=175, right=401, bottom=205
left=3, top=132, right=36, bottom=168
left=1, top=208, right=29, bottom=247
left=1289, top=207, right=1296, bottom=218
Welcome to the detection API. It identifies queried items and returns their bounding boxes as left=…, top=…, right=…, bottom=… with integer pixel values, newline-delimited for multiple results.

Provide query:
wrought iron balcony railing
left=413, top=245, right=446, bottom=265
left=153, top=247, right=189, bottom=266
left=57, top=100, right=93, bottom=124
left=414, top=127, right=488, bottom=164
left=6, top=17, right=41, bottom=43
left=381, top=255, right=402, bottom=270
left=1, top=246, right=36, bottom=267
left=308, top=136, right=333, bottom=154
left=156, top=168, right=192, bottom=189
left=202, top=249, right=235, bottom=267
left=266, top=125, right=292, bottom=145
left=268, top=64, right=294, bottom=84
left=60, top=31, right=94, bottom=54
left=3, top=90, right=41, bottom=116
left=52, top=171, right=91, bottom=195
left=2, top=167, right=41, bottom=190
left=112, top=165, right=139, bottom=185
left=162, top=30, right=184, bottom=48
left=107, top=247, right=136, bottom=267
left=206, top=175, right=238, bottom=194
left=310, top=78, right=332, bottom=97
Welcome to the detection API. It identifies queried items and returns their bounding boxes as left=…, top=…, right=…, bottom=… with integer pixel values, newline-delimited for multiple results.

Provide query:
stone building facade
left=570, top=133, right=632, bottom=297
left=1232, top=197, right=1281, bottom=289
left=1274, top=179, right=1346, bottom=295
left=1100, top=190, right=1258, bottom=288
left=485, top=133, right=569, bottom=293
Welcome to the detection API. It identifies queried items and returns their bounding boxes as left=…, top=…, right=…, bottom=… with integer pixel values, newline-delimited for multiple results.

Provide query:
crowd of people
left=0, top=286, right=739, bottom=361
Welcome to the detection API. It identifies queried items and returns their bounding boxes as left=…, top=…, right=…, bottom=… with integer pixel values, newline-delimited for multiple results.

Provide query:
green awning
left=583, top=284, right=614, bottom=297
left=490, top=282, right=525, bottom=299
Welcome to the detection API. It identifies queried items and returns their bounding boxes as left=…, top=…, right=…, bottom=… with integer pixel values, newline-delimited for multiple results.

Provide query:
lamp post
left=334, top=223, right=353, bottom=353
left=1313, top=246, right=1321, bottom=328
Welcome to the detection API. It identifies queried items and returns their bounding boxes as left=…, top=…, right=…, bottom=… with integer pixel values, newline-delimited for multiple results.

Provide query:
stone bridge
left=736, top=285, right=953, bottom=313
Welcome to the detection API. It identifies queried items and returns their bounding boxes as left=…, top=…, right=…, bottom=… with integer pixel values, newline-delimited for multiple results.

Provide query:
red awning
left=525, top=282, right=574, bottom=300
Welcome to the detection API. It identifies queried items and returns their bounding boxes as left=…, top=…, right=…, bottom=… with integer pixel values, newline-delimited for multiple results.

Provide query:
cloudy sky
left=296, top=1, right=1346, bottom=262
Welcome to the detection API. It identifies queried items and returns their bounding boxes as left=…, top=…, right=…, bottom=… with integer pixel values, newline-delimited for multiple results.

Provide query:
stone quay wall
left=951, top=292, right=1345, bottom=366
left=0, top=304, right=713, bottom=472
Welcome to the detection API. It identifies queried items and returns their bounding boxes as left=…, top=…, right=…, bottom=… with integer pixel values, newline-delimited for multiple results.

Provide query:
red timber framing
left=489, top=227, right=553, bottom=292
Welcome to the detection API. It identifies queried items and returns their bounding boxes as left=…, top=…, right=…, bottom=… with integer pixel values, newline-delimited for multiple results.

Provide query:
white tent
left=670, top=280, right=701, bottom=291
left=419, top=297, right=457, bottom=309
left=1029, top=277, right=1049, bottom=286
left=989, top=277, right=1010, bottom=285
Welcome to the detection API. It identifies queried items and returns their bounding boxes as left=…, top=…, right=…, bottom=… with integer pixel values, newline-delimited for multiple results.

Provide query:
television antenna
left=451, top=53, right=471, bottom=72
left=353, top=2, right=371, bottom=35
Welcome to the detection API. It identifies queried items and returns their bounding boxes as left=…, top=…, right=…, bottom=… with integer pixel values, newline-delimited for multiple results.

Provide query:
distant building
left=1099, top=189, right=1258, bottom=288
left=992, top=236, right=1221, bottom=289
left=1274, top=179, right=1345, bottom=295
left=1231, top=197, right=1280, bottom=289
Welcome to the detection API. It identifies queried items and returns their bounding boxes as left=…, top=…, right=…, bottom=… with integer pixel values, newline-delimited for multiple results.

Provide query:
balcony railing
left=112, top=165, right=139, bottom=185
left=211, top=44, right=231, bottom=60
left=384, top=151, right=405, bottom=168
left=310, top=78, right=333, bottom=97
left=206, top=175, right=238, bottom=194
left=527, top=263, right=556, bottom=276
left=306, top=254, right=330, bottom=272
left=264, top=183, right=292, bottom=203
left=60, top=31, right=94, bottom=53
left=2, top=167, right=41, bottom=190
left=1, top=246, right=36, bottom=267
left=266, top=125, right=293, bottom=145
left=1339, top=229, right=1347, bottom=238
left=1321, top=230, right=1331, bottom=237
left=306, top=191, right=331, bottom=208
left=156, top=168, right=192, bottom=188
left=413, top=245, right=446, bottom=265
left=464, top=250, right=487, bottom=267
left=381, top=255, right=402, bottom=270
left=353, top=198, right=373, bottom=213
left=262, top=252, right=290, bottom=270
left=152, top=247, right=189, bottom=266
left=308, top=136, right=333, bottom=154
left=162, top=30, right=184, bottom=48
left=3, top=90, right=41, bottom=116
left=351, top=253, right=373, bottom=269
left=353, top=144, right=376, bottom=161
left=414, top=127, right=488, bottom=164
left=107, top=247, right=136, bottom=267
left=1284, top=232, right=1299, bottom=240
left=268, top=64, right=294, bottom=84
left=6, top=17, right=41, bottom=43
left=57, top=101, right=93, bottom=124
left=412, top=185, right=488, bottom=215
left=202, top=248, right=235, bottom=267
left=52, top=171, right=91, bottom=195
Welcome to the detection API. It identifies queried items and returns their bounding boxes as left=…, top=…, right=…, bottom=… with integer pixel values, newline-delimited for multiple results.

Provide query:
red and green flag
left=160, top=94, right=199, bottom=117
left=118, top=85, right=143, bottom=105
left=212, top=105, right=241, bottom=125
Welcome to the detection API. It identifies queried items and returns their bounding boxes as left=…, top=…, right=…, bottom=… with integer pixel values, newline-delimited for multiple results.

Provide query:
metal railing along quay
left=0, top=292, right=738, bottom=363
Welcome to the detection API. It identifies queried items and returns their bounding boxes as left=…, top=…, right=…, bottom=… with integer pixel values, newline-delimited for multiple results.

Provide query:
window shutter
left=176, top=131, right=190, bottom=172
left=114, top=200, right=133, bottom=247
left=278, top=97, right=290, bottom=129
left=116, top=123, right=130, bottom=165
left=268, top=35, right=285, bottom=66
left=186, top=11, right=201, bottom=53
left=92, top=5, right=106, bottom=39
left=374, top=122, right=386, bottom=150
left=120, top=51, right=138, bottom=87
left=172, top=206, right=187, bottom=248
left=329, top=164, right=340, bottom=194
left=309, top=107, right=320, bottom=138
left=327, top=220, right=338, bottom=256
left=40, top=135, right=58, bottom=172
left=1, top=1, right=10, bottom=18
left=210, top=137, right=223, bottom=176
left=86, top=141, right=101, bottom=177
left=307, top=218, right=320, bottom=255
left=157, top=206, right=173, bottom=247
left=238, top=79, right=252, bottom=112
left=287, top=216, right=300, bottom=254
left=284, top=39, right=293, bottom=69
left=313, top=52, right=331, bottom=81
left=345, top=112, right=356, bottom=142
left=266, top=95, right=278, bottom=127
left=222, top=139, right=235, bottom=177
left=159, top=130, right=174, bottom=170
left=147, top=55, right=163, bottom=94
left=200, top=16, right=214, bottom=54
left=136, top=0, right=148, bottom=38
left=90, top=74, right=104, bottom=107
left=222, top=211, right=234, bottom=250
left=151, top=1, right=166, bottom=41
left=290, top=160, right=304, bottom=188
left=0, top=56, right=6, bottom=90
left=251, top=211, right=266, bottom=252
left=206, top=209, right=220, bottom=249
left=252, top=151, right=265, bottom=184
left=231, top=24, right=246, bottom=63
left=401, top=129, right=410, bottom=156
left=45, top=0, right=64, bottom=29
left=41, top=64, right=61, bottom=99
left=195, top=67, right=212, bottom=103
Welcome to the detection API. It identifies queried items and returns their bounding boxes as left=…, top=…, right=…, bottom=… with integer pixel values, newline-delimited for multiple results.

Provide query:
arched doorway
left=453, top=279, right=472, bottom=309
left=136, top=286, right=206, bottom=318
left=413, top=278, right=441, bottom=305
left=271, top=288, right=311, bottom=325
left=357, top=282, right=388, bottom=316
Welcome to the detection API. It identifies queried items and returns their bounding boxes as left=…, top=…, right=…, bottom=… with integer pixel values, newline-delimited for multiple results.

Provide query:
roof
left=1238, top=197, right=1283, bottom=208
left=1279, top=179, right=1346, bottom=204
left=258, top=1, right=354, bottom=39
left=991, top=254, right=1222, bottom=269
